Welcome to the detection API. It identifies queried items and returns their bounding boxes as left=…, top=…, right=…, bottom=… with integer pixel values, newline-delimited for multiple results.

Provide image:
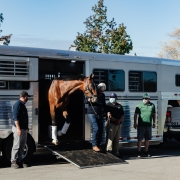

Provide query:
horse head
left=84, top=74, right=97, bottom=102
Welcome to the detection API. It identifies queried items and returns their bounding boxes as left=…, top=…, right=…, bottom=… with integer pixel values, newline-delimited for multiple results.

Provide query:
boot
left=61, top=122, right=70, bottom=134
left=57, top=130, right=63, bottom=136
left=99, top=144, right=107, bottom=153
left=52, top=126, right=58, bottom=145
left=93, top=146, right=100, bottom=152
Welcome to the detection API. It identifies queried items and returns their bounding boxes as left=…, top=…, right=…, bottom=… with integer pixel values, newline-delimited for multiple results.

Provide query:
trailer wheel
left=22, top=134, right=35, bottom=163
left=2, top=133, right=35, bottom=166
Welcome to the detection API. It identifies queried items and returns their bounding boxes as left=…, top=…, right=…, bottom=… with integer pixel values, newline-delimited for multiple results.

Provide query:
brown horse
left=48, top=74, right=97, bottom=145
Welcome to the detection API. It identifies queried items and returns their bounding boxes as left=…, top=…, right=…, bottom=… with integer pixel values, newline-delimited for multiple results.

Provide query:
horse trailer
left=0, top=45, right=180, bottom=164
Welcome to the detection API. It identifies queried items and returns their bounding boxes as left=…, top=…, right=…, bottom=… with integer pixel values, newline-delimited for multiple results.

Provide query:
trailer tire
left=23, top=134, right=35, bottom=164
left=2, top=133, right=35, bottom=166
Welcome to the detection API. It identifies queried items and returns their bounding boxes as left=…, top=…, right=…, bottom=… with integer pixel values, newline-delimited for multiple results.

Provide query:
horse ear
left=90, top=74, right=94, bottom=79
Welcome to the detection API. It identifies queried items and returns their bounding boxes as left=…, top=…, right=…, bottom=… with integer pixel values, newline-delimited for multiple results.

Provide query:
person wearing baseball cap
left=106, top=93, right=124, bottom=157
left=85, top=82, right=107, bottom=153
left=134, top=93, right=156, bottom=157
left=20, top=91, right=31, bottom=98
left=11, top=91, right=31, bottom=168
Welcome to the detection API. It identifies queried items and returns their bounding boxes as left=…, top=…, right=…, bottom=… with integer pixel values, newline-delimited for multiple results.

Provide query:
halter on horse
left=48, top=74, right=97, bottom=145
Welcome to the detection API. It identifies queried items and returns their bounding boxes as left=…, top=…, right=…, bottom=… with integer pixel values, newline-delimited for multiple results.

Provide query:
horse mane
left=53, top=75, right=86, bottom=81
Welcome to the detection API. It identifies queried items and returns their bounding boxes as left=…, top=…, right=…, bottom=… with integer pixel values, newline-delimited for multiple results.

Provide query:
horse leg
left=57, top=110, right=71, bottom=136
left=50, top=105, right=59, bottom=145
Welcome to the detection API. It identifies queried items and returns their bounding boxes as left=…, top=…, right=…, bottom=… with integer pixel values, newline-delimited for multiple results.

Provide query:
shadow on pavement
left=1, top=139, right=180, bottom=168
left=121, top=139, right=180, bottom=161
left=0, top=149, right=68, bottom=169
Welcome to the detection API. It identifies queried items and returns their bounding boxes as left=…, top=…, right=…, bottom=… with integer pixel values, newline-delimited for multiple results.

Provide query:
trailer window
left=0, top=81, right=30, bottom=90
left=129, top=71, right=157, bottom=92
left=93, top=69, right=125, bottom=91
left=175, top=75, right=180, bottom=86
left=0, top=59, right=29, bottom=77
left=9, top=81, right=30, bottom=89
left=0, top=81, right=6, bottom=89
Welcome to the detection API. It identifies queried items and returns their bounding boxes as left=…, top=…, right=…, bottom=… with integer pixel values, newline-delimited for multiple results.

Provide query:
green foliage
left=0, top=13, right=4, bottom=35
left=0, top=13, right=12, bottom=45
left=71, top=0, right=133, bottom=54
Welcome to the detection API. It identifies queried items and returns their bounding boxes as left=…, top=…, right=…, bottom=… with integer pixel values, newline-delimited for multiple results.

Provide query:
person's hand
left=152, top=123, right=155, bottom=128
left=17, top=128, right=21, bottom=136
left=134, top=123, right=138, bottom=129
left=107, top=112, right=111, bottom=119
left=88, top=98, right=91, bottom=102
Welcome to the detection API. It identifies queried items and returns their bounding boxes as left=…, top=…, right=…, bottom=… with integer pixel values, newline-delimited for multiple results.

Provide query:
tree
left=70, top=0, right=133, bottom=54
left=158, top=28, right=180, bottom=60
left=0, top=13, right=12, bottom=45
left=0, top=13, right=3, bottom=34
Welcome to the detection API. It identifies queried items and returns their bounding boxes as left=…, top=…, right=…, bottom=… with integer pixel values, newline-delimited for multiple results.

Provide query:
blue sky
left=0, top=0, right=180, bottom=57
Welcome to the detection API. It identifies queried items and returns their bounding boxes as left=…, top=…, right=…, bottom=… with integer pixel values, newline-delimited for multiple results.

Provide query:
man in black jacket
left=106, top=93, right=124, bottom=157
left=85, top=83, right=107, bottom=152
left=11, top=91, right=30, bottom=168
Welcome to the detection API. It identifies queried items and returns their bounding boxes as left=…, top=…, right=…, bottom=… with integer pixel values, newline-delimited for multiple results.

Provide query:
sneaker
left=137, top=151, right=141, bottom=158
left=11, top=162, right=20, bottom=169
left=19, top=161, right=29, bottom=168
left=99, top=145, right=107, bottom=153
left=143, top=151, right=151, bottom=157
left=112, top=151, right=120, bottom=157
left=22, top=163, right=29, bottom=168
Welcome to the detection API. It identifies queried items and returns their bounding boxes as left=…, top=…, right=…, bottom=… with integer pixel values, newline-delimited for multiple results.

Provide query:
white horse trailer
left=0, top=46, right=180, bottom=164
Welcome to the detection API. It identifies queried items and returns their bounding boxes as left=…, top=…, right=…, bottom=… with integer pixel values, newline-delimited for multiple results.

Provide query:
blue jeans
left=88, top=114, right=106, bottom=147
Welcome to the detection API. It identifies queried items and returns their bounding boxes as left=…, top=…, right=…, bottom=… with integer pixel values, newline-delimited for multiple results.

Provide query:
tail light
left=166, top=111, right=172, bottom=123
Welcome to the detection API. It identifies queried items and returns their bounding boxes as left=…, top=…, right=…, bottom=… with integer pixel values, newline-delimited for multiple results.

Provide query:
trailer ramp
left=44, top=142, right=127, bottom=168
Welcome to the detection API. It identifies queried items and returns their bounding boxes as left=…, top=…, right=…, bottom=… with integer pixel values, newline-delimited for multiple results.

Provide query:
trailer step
left=44, top=142, right=127, bottom=168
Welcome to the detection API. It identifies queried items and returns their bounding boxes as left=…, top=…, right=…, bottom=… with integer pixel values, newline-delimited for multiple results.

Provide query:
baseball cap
left=20, top=91, right=31, bottom=97
left=97, top=83, right=106, bottom=91
left=143, top=93, right=150, bottom=99
left=110, top=93, right=117, bottom=98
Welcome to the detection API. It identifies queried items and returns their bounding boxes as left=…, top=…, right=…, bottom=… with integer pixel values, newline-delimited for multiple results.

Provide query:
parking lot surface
left=0, top=140, right=180, bottom=180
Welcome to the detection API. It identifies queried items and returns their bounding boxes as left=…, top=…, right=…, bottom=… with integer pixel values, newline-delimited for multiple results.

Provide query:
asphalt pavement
left=0, top=139, right=180, bottom=180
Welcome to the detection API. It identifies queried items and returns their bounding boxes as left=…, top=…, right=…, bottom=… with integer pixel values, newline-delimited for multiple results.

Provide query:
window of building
left=0, top=81, right=30, bottom=90
left=129, top=71, right=157, bottom=92
left=176, top=75, right=180, bottom=86
left=93, top=69, right=125, bottom=91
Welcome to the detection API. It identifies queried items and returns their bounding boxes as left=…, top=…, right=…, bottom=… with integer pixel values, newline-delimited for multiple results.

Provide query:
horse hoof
left=52, top=140, right=59, bottom=145
left=58, top=130, right=63, bottom=136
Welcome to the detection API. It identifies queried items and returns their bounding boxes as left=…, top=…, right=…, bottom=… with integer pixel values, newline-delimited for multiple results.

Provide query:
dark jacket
left=106, top=102, right=124, bottom=119
left=85, top=92, right=107, bottom=115
left=12, top=100, right=28, bottom=129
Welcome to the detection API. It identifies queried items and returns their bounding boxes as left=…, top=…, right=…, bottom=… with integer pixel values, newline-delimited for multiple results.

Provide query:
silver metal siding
left=119, top=100, right=158, bottom=139
left=0, top=99, right=33, bottom=139
left=0, top=56, right=38, bottom=81
left=0, top=45, right=180, bottom=67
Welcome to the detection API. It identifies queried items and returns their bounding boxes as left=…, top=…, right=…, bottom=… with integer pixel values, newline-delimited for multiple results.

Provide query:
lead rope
left=89, top=100, right=98, bottom=115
